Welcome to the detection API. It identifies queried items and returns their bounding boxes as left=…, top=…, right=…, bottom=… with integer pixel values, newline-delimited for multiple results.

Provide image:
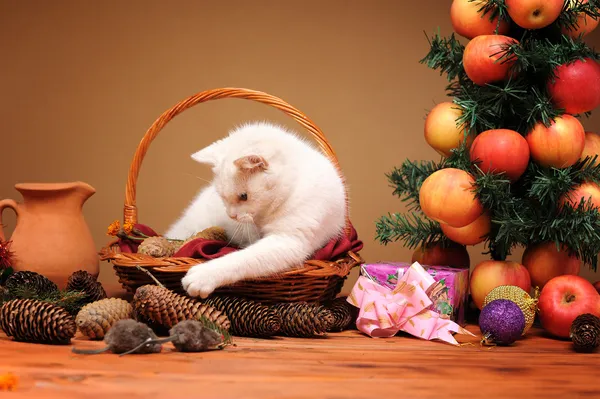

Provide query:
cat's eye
left=239, top=193, right=248, bottom=201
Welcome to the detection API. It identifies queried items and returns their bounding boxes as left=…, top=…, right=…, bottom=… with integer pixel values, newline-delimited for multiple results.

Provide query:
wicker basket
left=99, top=87, right=363, bottom=303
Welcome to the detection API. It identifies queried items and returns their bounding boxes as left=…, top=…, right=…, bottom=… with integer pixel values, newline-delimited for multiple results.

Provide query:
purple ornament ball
left=479, top=299, right=525, bottom=346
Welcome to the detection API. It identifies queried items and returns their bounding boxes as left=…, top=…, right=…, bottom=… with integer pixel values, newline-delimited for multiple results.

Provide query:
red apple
left=470, top=260, right=532, bottom=310
left=526, top=114, right=585, bottom=168
left=580, top=131, right=600, bottom=165
left=558, top=181, right=600, bottom=211
left=463, top=35, right=519, bottom=86
left=505, top=0, right=563, bottom=29
left=450, top=0, right=511, bottom=39
left=440, top=211, right=491, bottom=246
left=419, top=168, right=484, bottom=228
left=424, top=102, right=472, bottom=157
left=561, top=0, right=599, bottom=38
left=538, top=274, right=600, bottom=338
left=593, top=281, right=600, bottom=294
left=411, top=241, right=470, bottom=268
left=469, top=128, right=530, bottom=181
left=522, top=242, right=581, bottom=289
left=547, top=58, right=600, bottom=115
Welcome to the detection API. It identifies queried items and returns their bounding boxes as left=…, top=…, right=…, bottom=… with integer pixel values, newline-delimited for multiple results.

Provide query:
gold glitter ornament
left=483, top=285, right=538, bottom=335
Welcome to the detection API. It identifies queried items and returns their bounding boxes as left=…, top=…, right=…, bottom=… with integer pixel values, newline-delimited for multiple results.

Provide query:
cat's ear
left=191, top=142, right=222, bottom=167
left=233, top=155, right=269, bottom=172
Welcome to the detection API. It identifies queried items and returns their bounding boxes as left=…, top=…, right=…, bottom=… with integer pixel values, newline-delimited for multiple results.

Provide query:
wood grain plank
left=0, top=325, right=598, bottom=399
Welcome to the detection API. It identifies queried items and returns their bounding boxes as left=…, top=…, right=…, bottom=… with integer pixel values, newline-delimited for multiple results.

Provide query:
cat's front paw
left=181, top=265, right=223, bottom=299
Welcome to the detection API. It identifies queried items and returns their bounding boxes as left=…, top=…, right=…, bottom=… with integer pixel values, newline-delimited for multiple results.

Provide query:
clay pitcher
left=0, top=182, right=99, bottom=289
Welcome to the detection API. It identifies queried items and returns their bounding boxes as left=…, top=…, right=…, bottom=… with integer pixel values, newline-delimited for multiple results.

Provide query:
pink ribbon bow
left=347, top=261, right=474, bottom=345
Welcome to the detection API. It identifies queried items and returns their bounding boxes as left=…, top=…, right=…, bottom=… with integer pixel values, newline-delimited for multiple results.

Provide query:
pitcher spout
left=73, top=181, right=96, bottom=200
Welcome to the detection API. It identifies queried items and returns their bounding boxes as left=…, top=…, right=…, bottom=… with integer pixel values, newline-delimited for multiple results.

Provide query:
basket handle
left=122, top=87, right=352, bottom=237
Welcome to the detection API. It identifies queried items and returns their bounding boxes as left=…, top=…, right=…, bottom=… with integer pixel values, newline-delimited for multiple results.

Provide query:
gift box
left=360, top=262, right=469, bottom=326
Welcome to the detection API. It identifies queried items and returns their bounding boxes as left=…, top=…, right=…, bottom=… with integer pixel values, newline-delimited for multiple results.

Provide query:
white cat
left=165, top=121, right=347, bottom=298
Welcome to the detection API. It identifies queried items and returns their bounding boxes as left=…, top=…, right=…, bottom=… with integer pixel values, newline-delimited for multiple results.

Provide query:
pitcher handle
left=0, top=199, right=19, bottom=241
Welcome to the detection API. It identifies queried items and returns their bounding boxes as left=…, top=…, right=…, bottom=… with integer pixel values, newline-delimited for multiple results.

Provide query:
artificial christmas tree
left=377, top=1, right=600, bottom=278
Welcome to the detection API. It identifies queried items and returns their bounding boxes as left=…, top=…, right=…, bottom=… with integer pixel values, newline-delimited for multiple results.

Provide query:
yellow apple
left=419, top=168, right=484, bottom=228
left=463, top=35, right=519, bottom=86
left=522, top=242, right=581, bottom=289
left=450, top=0, right=511, bottom=39
left=559, top=181, right=600, bottom=211
left=505, top=0, right=563, bottom=29
left=424, top=102, right=472, bottom=157
left=580, top=131, right=600, bottom=164
left=470, top=260, right=531, bottom=310
left=440, top=212, right=491, bottom=246
left=526, top=114, right=585, bottom=168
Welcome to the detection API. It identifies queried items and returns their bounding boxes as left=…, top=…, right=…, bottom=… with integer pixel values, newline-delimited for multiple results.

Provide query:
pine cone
left=75, top=298, right=133, bottom=340
left=570, top=313, right=600, bottom=353
left=271, top=302, right=334, bottom=337
left=132, top=285, right=231, bottom=332
left=138, top=237, right=177, bottom=258
left=0, top=298, right=76, bottom=344
left=4, top=271, right=58, bottom=299
left=176, top=227, right=230, bottom=251
left=323, top=297, right=358, bottom=332
left=66, top=270, right=107, bottom=304
left=193, top=227, right=228, bottom=242
left=204, top=295, right=281, bottom=337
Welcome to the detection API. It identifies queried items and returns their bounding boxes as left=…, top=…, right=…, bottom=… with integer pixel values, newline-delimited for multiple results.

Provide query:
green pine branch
left=385, top=141, right=473, bottom=212
left=523, top=86, right=559, bottom=128
left=375, top=212, right=445, bottom=250
left=3, top=285, right=87, bottom=314
left=523, top=156, right=600, bottom=208
left=419, top=30, right=465, bottom=82
left=197, top=314, right=233, bottom=347
left=472, top=169, right=526, bottom=260
left=444, top=140, right=475, bottom=170
left=472, top=168, right=514, bottom=210
left=425, top=29, right=600, bottom=135
left=386, top=159, right=442, bottom=211
left=476, top=0, right=510, bottom=27
left=452, top=77, right=539, bottom=134
left=381, top=157, right=600, bottom=269
left=554, top=0, right=600, bottom=32
left=511, top=33, right=600, bottom=79
left=529, top=200, right=600, bottom=270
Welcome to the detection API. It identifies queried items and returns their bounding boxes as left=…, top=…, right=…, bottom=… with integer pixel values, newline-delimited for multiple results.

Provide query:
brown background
left=1, top=0, right=599, bottom=297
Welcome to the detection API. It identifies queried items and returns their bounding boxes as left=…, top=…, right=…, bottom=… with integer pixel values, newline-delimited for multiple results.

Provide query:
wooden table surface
left=0, top=324, right=598, bottom=399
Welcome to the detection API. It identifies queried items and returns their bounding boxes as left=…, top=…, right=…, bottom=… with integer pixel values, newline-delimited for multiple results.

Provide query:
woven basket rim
left=103, top=87, right=362, bottom=295
left=100, top=241, right=363, bottom=278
